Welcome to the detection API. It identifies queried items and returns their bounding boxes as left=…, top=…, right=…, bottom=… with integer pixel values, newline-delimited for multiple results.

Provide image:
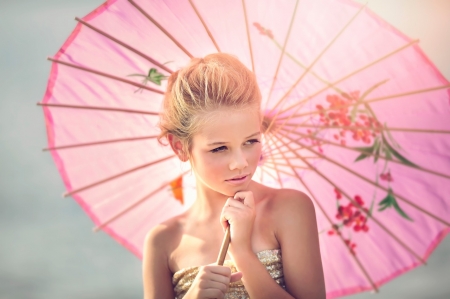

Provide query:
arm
left=142, top=225, right=175, bottom=299
left=143, top=224, right=243, bottom=299
left=221, top=191, right=295, bottom=298
left=276, top=191, right=326, bottom=299
left=223, top=191, right=326, bottom=299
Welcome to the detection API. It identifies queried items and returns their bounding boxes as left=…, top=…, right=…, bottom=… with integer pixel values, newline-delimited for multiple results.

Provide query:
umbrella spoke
left=277, top=39, right=419, bottom=116
left=275, top=130, right=450, bottom=227
left=264, top=143, right=379, bottom=293
left=270, top=41, right=345, bottom=96
left=63, top=154, right=175, bottom=197
left=266, top=152, right=311, bottom=167
left=47, top=57, right=165, bottom=94
left=265, top=133, right=296, bottom=186
left=265, top=4, right=366, bottom=134
left=263, top=0, right=300, bottom=111
left=127, top=0, right=193, bottom=59
left=259, top=165, right=281, bottom=183
left=189, top=0, right=221, bottom=52
left=76, top=18, right=173, bottom=74
left=37, top=102, right=158, bottom=115
left=263, top=159, right=306, bottom=169
left=93, top=171, right=189, bottom=231
left=271, top=132, right=428, bottom=265
left=278, top=127, right=450, bottom=180
left=241, top=0, right=254, bottom=72
left=261, top=134, right=294, bottom=158
left=281, top=122, right=450, bottom=135
left=43, top=135, right=159, bottom=151
left=276, top=84, right=450, bottom=122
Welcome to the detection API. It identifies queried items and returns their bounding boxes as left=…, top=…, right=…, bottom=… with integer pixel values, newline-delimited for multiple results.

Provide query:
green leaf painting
left=128, top=67, right=167, bottom=86
left=378, top=188, right=413, bottom=221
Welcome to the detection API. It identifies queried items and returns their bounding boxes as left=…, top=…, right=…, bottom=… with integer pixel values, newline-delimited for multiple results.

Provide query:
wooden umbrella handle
left=216, top=226, right=231, bottom=265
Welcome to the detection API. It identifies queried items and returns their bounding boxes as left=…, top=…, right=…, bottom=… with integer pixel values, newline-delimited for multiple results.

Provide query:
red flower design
left=253, top=22, right=274, bottom=39
left=380, top=171, right=393, bottom=182
left=334, top=188, right=342, bottom=199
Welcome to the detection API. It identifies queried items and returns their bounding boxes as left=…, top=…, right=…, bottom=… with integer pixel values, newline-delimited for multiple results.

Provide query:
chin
left=222, top=180, right=253, bottom=196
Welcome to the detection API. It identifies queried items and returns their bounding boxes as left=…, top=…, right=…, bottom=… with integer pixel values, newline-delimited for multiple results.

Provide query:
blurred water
left=0, top=0, right=448, bottom=298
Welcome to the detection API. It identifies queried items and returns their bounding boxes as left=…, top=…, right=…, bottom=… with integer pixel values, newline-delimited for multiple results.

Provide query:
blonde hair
left=158, top=53, right=261, bottom=156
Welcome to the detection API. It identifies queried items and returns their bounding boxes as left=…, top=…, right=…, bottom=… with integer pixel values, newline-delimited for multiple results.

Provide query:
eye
left=211, top=146, right=227, bottom=153
left=245, top=139, right=260, bottom=145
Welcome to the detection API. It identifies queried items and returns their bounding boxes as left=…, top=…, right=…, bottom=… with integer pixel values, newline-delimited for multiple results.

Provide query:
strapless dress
left=172, top=248, right=284, bottom=299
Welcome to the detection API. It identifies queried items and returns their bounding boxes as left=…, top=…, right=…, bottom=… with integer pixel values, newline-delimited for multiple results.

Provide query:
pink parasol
left=39, top=0, right=450, bottom=297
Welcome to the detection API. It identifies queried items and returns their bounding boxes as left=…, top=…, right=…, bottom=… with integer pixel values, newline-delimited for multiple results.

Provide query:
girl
left=143, top=53, right=325, bottom=299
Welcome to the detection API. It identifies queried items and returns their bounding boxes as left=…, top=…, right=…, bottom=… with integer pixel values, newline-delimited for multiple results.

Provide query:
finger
left=230, top=271, right=243, bottom=283
left=220, top=206, right=242, bottom=225
left=225, top=198, right=246, bottom=209
left=203, top=288, right=225, bottom=299
left=205, top=265, right=232, bottom=277
left=199, top=280, right=228, bottom=293
left=234, top=191, right=255, bottom=209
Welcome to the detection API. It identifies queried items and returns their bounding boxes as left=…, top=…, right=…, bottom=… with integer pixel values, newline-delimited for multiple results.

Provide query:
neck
left=189, top=181, right=230, bottom=223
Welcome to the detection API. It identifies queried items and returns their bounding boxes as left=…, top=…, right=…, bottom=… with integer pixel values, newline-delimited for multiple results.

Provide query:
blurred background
left=0, top=0, right=449, bottom=298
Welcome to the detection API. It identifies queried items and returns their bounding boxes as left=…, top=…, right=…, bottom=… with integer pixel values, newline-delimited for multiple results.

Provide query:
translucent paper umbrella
left=39, top=0, right=450, bottom=297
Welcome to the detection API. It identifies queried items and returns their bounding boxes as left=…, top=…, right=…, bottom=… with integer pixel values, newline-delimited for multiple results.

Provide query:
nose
left=229, top=149, right=248, bottom=171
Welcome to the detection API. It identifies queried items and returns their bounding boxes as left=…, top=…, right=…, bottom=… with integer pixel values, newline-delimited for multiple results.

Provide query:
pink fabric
left=41, top=0, right=450, bottom=297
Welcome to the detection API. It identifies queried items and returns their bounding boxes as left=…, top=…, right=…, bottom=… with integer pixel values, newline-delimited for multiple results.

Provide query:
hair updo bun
left=158, top=53, right=261, bottom=156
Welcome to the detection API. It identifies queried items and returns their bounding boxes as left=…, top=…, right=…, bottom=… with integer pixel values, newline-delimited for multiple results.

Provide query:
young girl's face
left=189, top=107, right=262, bottom=197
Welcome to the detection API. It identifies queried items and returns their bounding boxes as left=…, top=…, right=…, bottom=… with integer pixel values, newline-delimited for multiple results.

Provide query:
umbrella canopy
left=39, top=0, right=450, bottom=297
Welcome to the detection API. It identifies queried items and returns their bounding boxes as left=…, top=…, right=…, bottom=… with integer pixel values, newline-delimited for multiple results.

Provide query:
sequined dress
left=172, top=249, right=284, bottom=299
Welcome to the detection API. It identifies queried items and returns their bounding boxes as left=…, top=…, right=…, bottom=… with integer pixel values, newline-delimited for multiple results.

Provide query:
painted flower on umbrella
left=315, top=91, right=382, bottom=146
left=254, top=20, right=421, bottom=257
left=253, top=22, right=274, bottom=39
left=327, top=189, right=372, bottom=255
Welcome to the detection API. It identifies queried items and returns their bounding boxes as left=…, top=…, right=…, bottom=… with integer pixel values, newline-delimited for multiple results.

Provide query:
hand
left=183, top=264, right=242, bottom=299
left=220, top=191, right=256, bottom=255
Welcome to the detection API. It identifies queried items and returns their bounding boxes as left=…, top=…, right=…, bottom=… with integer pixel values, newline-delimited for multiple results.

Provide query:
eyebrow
left=207, top=131, right=261, bottom=146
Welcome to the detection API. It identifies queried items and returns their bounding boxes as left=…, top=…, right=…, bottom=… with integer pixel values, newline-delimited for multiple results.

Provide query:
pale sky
left=0, top=1, right=449, bottom=298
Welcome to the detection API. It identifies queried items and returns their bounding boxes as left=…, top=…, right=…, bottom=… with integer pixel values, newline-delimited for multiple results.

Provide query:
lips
left=226, top=174, right=250, bottom=181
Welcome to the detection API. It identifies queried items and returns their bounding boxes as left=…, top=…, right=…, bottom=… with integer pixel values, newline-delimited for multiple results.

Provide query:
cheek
left=249, top=144, right=262, bottom=163
left=196, top=152, right=225, bottom=173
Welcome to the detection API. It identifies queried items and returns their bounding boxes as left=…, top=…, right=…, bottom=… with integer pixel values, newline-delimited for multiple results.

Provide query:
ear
left=168, top=134, right=188, bottom=162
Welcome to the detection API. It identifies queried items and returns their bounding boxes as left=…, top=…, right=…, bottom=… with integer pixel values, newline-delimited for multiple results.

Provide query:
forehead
left=195, top=108, right=261, bottom=142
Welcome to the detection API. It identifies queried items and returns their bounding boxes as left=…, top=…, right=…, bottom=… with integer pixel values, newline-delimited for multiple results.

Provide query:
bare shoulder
left=258, top=186, right=314, bottom=219
left=144, top=214, right=185, bottom=254
left=142, top=214, right=186, bottom=299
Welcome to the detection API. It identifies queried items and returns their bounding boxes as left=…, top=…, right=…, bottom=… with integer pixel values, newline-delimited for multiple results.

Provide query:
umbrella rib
left=280, top=123, right=450, bottom=135
left=241, top=0, right=254, bottom=72
left=263, top=160, right=302, bottom=168
left=93, top=171, right=189, bottom=231
left=262, top=114, right=311, bottom=155
left=270, top=39, right=345, bottom=95
left=278, top=39, right=419, bottom=115
left=76, top=18, right=173, bottom=74
left=37, top=102, right=158, bottom=116
left=264, top=0, right=300, bottom=111
left=276, top=130, right=450, bottom=227
left=261, top=133, right=294, bottom=159
left=47, top=57, right=165, bottom=94
left=43, top=135, right=159, bottom=151
left=265, top=134, right=289, bottom=187
left=278, top=126, right=450, bottom=180
left=259, top=165, right=281, bottom=183
left=188, top=0, right=221, bottom=52
left=264, top=3, right=367, bottom=134
left=277, top=84, right=450, bottom=121
left=127, top=0, right=193, bottom=59
left=270, top=132, right=428, bottom=264
left=266, top=158, right=310, bottom=169
left=263, top=144, right=379, bottom=293
left=63, top=154, right=175, bottom=197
